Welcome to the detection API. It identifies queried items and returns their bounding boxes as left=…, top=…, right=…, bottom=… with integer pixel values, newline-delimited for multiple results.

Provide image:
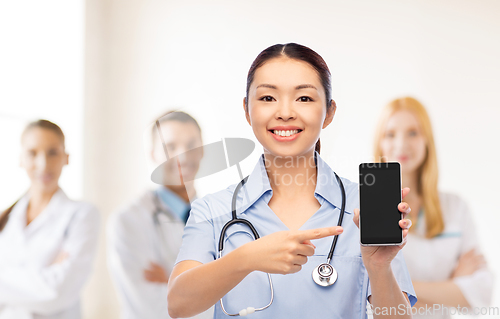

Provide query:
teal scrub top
left=156, top=186, right=190, bottom=223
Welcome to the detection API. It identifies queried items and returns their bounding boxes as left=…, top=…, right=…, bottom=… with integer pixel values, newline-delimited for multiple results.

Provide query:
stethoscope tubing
left=327, top=172, right=346, bottom=263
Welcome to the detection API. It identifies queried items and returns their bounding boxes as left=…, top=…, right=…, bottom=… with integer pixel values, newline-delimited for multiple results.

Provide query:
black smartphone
left=359, top=162, right=403, bottom=246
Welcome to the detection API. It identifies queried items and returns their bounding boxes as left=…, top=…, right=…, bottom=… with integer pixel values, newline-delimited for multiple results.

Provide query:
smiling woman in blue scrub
left=167, top=43, right=417, bottom=319
left=373, top=97, right=494, bottom=318
left=0, top=120, right=99, bottom=319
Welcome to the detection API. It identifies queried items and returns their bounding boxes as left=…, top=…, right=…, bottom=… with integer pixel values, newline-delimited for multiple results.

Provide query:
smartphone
left=359, top=162, right=403, bottom=246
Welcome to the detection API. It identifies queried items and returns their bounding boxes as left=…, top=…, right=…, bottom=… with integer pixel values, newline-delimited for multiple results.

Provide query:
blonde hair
left=373, top=97, right=444, bottom=238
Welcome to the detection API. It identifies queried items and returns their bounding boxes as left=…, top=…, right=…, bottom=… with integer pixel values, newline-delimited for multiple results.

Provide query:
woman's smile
left=268, top=125, right=303, bottom=142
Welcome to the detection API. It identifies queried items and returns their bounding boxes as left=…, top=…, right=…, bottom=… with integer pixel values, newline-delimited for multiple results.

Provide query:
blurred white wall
left=2, top=0, right=498, bottom=318
left=0, top=0, right=84, bottom=205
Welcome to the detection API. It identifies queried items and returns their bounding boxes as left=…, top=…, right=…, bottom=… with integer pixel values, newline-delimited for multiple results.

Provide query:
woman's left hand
left=353, top=187, right=412, bottom=270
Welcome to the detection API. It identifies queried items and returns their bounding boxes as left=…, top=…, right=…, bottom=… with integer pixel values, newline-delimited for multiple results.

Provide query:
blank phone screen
left=359, top=162, right=402, bottom=245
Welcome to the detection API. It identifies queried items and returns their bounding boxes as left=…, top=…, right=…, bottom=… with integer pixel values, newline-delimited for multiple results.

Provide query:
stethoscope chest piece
left=312, top=263, right=337, bottom=287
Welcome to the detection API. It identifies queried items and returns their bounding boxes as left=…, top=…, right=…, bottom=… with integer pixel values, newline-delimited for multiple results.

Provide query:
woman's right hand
left=451, top=248, right=487, bottom=278
left=241, top=226, right=343, bottom=274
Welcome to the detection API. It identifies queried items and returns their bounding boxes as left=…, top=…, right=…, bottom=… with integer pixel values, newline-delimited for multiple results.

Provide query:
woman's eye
left=385, top=132, right=395, bottom=138
left=259, top=96, right=275, bottom=102
left=408, top=130, right=418, bottom=137
left=298, top=96, right=313, bottom=102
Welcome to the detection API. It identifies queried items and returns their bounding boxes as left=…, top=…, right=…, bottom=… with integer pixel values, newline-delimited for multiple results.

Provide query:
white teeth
left=273, top=129, right=299, bottom=137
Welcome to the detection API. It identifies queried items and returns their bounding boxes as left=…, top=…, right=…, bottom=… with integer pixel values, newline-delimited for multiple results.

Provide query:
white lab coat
left=107, top=190, right=213, bottom=319
left=0, top=188, right=100, bottom=319
left=403, top=192, right=494, bottom=319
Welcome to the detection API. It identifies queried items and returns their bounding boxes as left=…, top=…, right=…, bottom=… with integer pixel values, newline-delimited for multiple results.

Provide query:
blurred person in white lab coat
left=373, top=97, right=494, bottom=318
left=107, top=111, right=213, bottom=319
left=0, top=119, right=100, bottom=319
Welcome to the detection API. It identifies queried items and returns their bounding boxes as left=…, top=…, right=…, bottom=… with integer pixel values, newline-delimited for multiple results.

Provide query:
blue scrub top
left=175, top=152, right=417, bottom=319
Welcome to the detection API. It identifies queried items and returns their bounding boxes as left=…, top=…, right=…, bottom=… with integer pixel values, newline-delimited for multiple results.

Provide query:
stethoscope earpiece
left=239, top=307, right=256, bottom=316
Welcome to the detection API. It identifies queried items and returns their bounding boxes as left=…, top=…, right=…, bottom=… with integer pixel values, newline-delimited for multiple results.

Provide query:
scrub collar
left=236, top=151, right=351, bottom=216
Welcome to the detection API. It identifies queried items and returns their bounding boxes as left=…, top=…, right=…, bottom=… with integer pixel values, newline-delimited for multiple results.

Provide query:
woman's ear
left=65, top=153, right=69, bottom=166
left=322, top=99, right=337, bottom=129
left=243, top=97, right=251, bottom=125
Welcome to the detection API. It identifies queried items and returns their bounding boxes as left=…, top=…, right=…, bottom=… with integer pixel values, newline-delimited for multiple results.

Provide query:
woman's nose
left=394, top=134, right=409, bottom=151
left=276, top=100, right=296, bottom=120
left=35, top=153, right=48, bottom=170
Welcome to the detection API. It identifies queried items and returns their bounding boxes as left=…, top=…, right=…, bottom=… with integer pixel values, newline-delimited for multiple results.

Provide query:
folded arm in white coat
left=413, top=196, right=495, bottom=309
left=107, top=211, right=169, bottom=319
left=0, top=206, right=100, bottom=315
left=451, top=199, right=494, bottom=309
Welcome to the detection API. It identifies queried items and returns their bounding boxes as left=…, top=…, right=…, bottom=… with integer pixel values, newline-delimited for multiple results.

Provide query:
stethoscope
left=152, top=190, right=186, bottom=267
left=217, top=154, right=346, bottom=316
left=152, top=189, right=177, bottom=227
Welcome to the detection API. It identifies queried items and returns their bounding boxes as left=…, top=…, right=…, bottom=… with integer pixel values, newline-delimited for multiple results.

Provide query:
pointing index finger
left=295, top=226, right=343, bottom=241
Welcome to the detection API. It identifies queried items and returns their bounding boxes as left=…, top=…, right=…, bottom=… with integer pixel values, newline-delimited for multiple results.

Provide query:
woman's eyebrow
left=255, top=84, right=317, bottom=90
left=295, top=84, right=317, bottom=90
left=256, top=84, right=277, bottom=89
